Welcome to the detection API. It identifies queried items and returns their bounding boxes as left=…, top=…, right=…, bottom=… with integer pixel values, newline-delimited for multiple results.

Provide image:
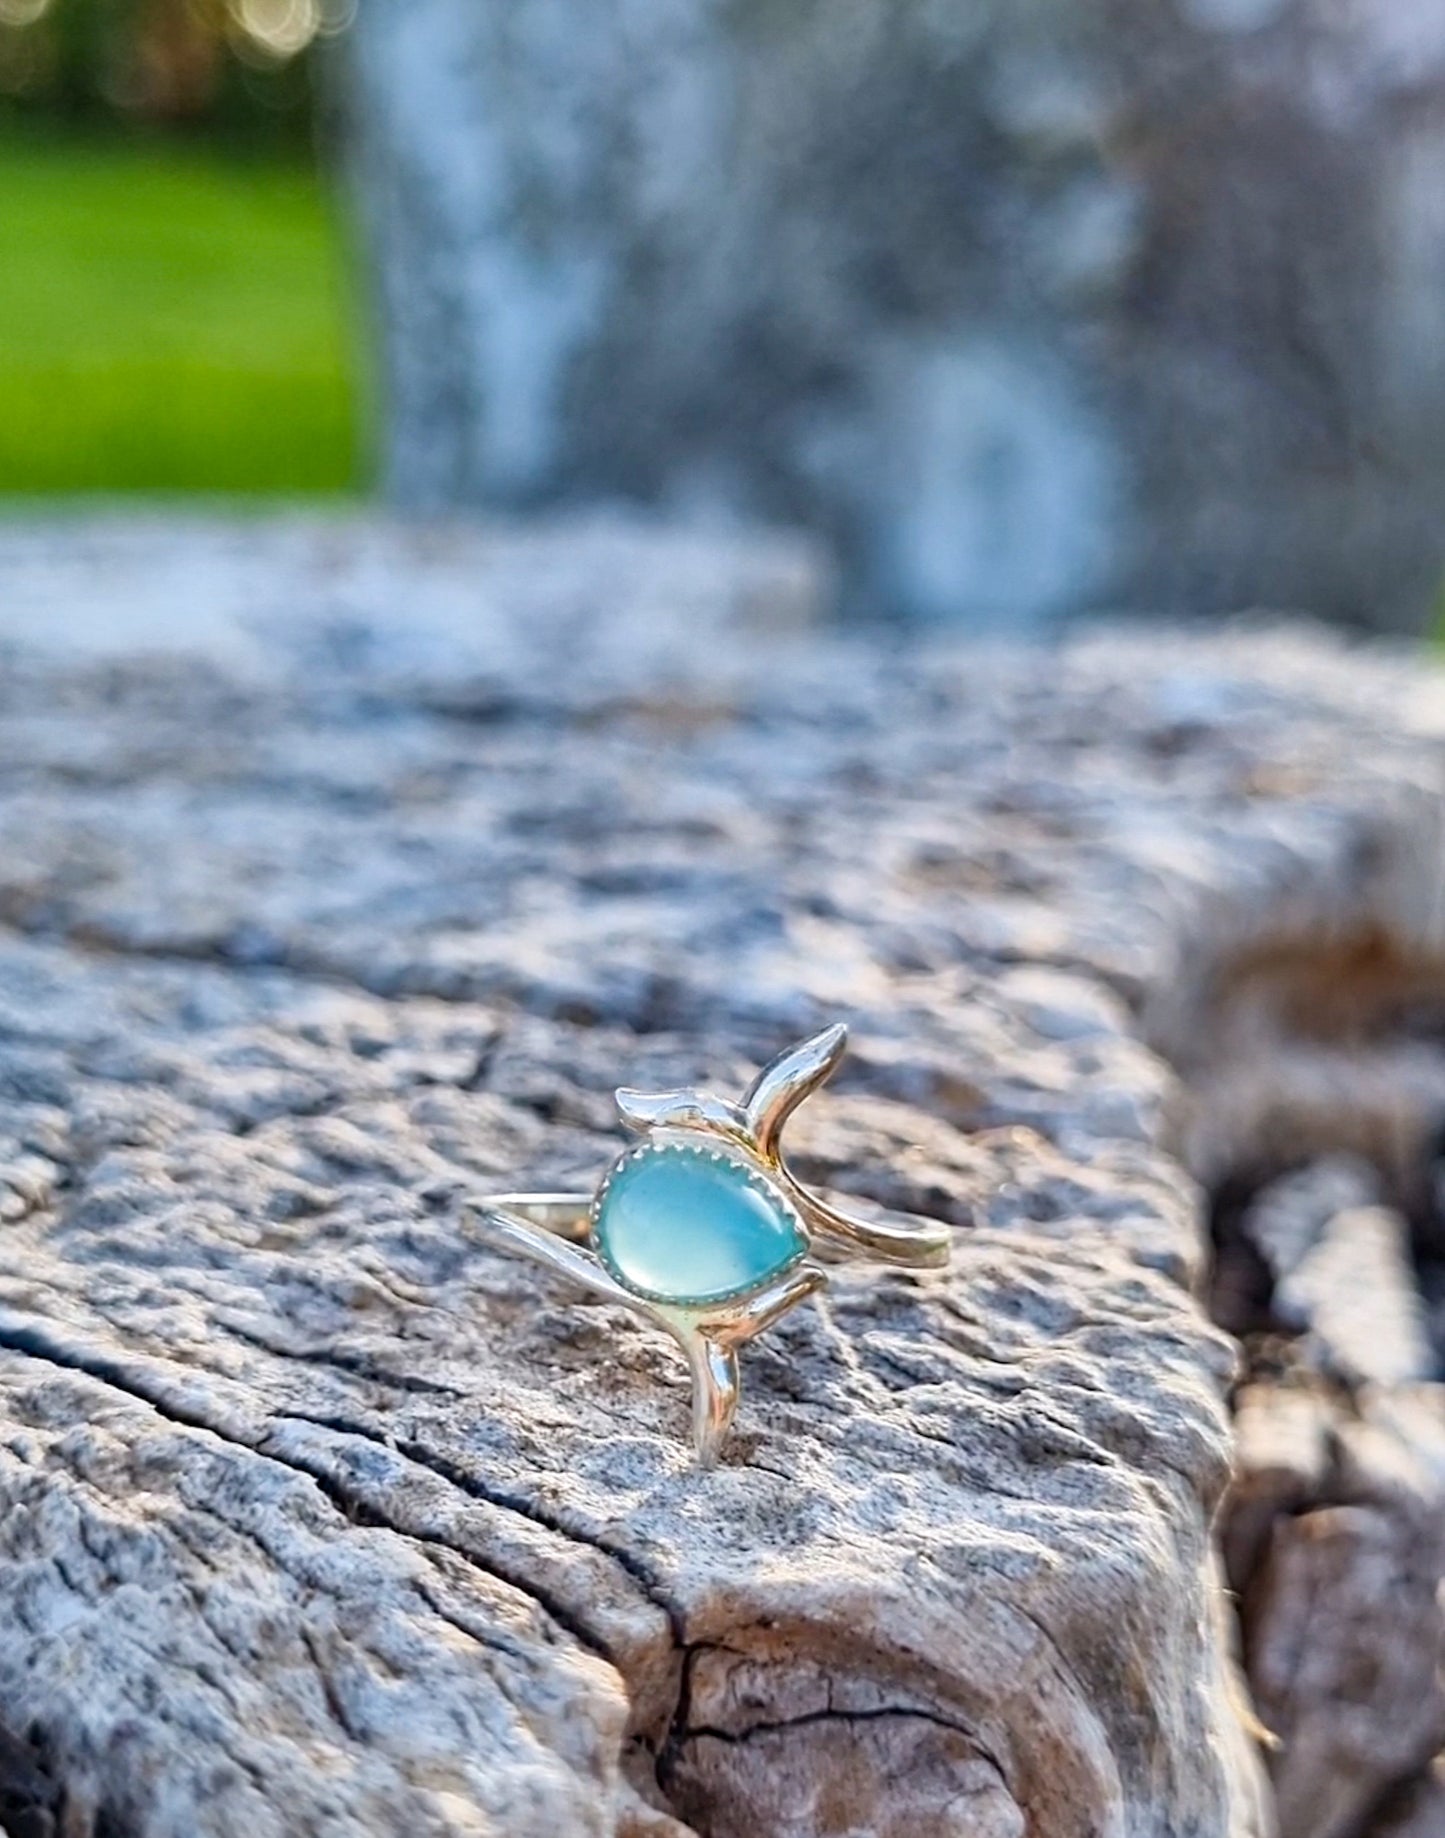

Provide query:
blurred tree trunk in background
left=343, top=0, right=1445, bottom=632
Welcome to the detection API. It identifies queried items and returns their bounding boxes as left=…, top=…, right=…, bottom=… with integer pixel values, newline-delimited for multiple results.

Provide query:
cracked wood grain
left=0, top=518, right=1442, bottom=1835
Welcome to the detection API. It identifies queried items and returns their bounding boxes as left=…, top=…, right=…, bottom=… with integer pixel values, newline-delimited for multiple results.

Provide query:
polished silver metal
left=466, top=1024, right=951, bottom=1465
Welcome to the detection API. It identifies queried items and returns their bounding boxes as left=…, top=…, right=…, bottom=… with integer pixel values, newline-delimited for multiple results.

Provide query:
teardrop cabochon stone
left=591, top=1139, right=809, bottom=1306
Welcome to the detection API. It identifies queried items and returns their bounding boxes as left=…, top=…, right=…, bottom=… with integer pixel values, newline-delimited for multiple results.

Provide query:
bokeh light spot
left=0, top=0, right=53, bottom=28
left=229, top=0, right=319, bottom=61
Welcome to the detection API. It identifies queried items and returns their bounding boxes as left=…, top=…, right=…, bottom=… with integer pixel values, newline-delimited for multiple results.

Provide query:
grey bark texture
left=1148, top=791, right=1445, bottom=1838
left=343, top=0, right=1445, bottom=631
left=0, top=514, right=1441, bottom=1837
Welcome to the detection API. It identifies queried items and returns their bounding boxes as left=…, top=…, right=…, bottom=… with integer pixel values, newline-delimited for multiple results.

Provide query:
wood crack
left=681, top=1703, right=982, bottom=1747
left=0, top=1318, right=627, bottom=1669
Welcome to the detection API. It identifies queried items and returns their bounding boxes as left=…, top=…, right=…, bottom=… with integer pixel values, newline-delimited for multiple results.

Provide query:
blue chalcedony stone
left=592, top=1143, right=807, bottom=1305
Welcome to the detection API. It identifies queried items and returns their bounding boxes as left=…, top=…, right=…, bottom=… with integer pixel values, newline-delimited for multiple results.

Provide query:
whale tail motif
left=741, top=1022, right=847, bottom=1162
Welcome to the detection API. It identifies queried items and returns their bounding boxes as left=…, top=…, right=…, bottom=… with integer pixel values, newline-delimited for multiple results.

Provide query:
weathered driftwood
left=1228, top=1291, right=1445, bottom=1838
left=1367, top=1761, right=1445, bottom=1838
left=1157, top=836, right=1445, bottom=1838
left=1219, top=1158, right=1433, bottom=1385
left=1229, top=1372, right=1445, bottom=1838
left=0, top=517, right=1441, bottom=1835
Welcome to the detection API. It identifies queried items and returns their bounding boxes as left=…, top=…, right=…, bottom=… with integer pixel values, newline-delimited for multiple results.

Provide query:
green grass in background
left=0, top=133, right=366, bottom=494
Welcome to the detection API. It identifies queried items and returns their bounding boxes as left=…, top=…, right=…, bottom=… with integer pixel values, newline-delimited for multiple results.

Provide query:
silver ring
left=466, top=1024, right=952, bottom=1465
